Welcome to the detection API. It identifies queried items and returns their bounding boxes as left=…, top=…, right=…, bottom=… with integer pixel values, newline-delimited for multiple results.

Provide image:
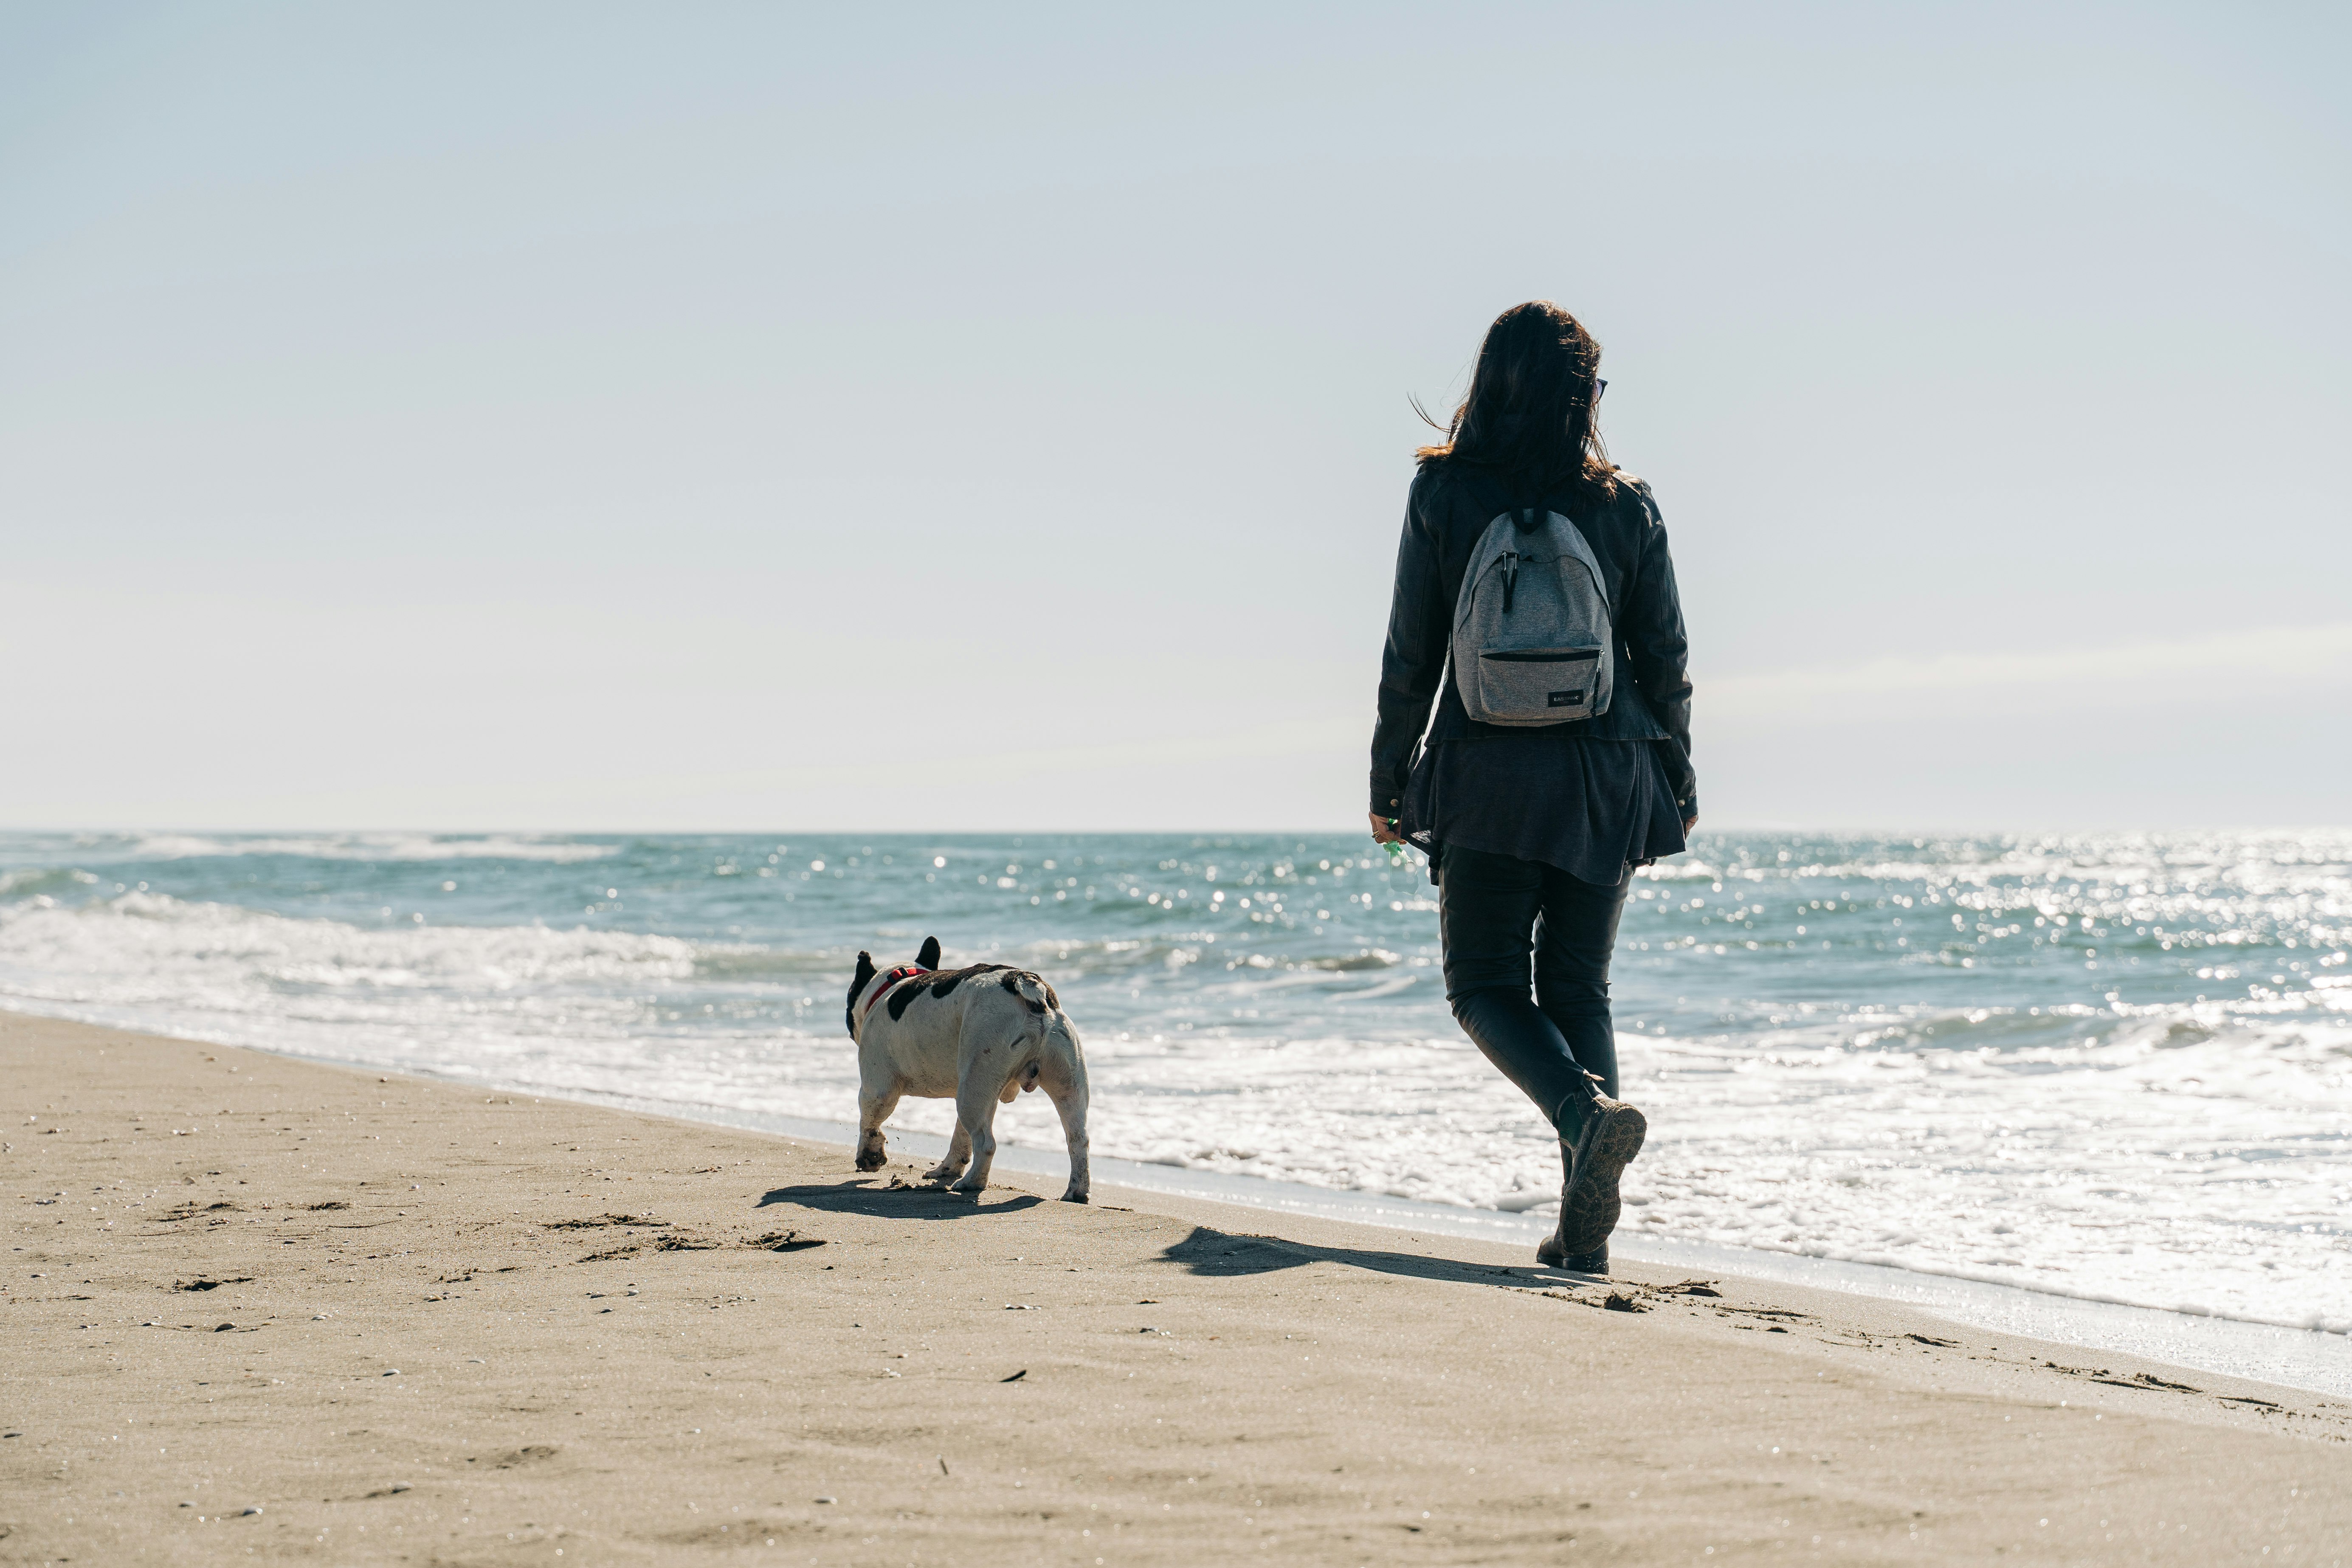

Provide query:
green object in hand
left=1385, top=820, right=1406, bottom=866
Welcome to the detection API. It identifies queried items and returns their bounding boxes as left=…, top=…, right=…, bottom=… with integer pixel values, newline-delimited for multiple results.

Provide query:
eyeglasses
left=1594, top=378, right=1608, bottom=401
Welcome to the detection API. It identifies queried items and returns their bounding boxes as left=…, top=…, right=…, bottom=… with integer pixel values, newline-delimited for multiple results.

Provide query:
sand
left=3, top=1009, right=2346, bottom=1565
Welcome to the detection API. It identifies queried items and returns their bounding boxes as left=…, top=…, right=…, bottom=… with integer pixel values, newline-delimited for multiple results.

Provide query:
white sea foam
left=124, top=833, right=620, bottom=863
left=0, top=892, right=700, bottom=1065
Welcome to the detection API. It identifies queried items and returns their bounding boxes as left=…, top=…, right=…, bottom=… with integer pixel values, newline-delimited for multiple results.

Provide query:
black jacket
left=1369, top=460, right=1696, bottom=818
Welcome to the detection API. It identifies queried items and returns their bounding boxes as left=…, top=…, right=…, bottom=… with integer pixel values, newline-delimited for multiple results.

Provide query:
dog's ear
left=916, top=935, right=941, bottom=970
left=846, top=950, right=876, bottom=1038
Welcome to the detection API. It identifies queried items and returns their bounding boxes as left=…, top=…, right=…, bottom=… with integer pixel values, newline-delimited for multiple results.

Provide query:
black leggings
left=1438, top=845, right=1631, bottom=1139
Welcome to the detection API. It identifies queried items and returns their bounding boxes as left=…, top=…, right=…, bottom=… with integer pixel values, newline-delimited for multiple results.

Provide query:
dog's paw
left=1060, top=1188, right=1090, bottom=1205
left=854, top=1149, right=887, bottom=1173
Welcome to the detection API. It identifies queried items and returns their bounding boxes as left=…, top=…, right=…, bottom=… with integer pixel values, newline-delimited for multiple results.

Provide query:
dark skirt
left=1400, top=736, right=1687, bottom=885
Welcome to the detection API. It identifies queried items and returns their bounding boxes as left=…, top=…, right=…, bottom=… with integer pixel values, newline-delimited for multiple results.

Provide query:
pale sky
left=3, top=3, right=2346, bottom=831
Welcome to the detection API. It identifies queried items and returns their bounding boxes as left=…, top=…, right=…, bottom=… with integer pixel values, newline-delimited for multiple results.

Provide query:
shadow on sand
left=758, top=1179, right=1044, bottom=1221
left=751, top=1186, right=1601, bottom=1288
left=1160, top=1224, right=1604, bottom=1292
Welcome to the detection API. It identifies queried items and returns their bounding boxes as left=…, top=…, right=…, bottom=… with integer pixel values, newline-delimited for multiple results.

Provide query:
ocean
left=2, top=828, right=2344, bottom=1339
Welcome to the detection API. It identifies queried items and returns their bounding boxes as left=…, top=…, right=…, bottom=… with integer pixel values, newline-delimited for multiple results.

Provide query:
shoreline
left=465, top=1078, right=2352, bottom=1399
left=513, top=1089, right=2352, bottom=1396
left=6, top=1009, right=2349, bottom=1564
left=5, top=999, right=2339, bottom=1396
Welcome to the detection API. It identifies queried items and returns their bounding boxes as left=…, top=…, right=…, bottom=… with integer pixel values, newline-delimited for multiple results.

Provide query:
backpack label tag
left=1548, top=690, right=1586, bottom=708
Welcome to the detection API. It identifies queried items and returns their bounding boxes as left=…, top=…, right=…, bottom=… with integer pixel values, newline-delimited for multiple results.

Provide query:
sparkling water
left=2, top=828, right=2344, bottom=1333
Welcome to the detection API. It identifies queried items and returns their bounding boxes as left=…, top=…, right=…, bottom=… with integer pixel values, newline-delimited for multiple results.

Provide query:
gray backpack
left=1451, top=502, right=1615, bottom=726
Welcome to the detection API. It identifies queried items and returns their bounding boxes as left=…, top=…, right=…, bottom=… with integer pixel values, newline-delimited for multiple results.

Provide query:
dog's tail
left=998, top=968, right=1059, bottom=1019
left=1003, top=970, right=1070, bottom=1099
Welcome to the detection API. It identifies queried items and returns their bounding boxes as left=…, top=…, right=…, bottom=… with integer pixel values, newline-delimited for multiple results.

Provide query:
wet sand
left=4, top=1008, right=2347, bottom=1564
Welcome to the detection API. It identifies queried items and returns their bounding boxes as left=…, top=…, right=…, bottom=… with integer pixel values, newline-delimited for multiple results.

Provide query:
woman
left=1369, top=300, right=1696, bottom=1274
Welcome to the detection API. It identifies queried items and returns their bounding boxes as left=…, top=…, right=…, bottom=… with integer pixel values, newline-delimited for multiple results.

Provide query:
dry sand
left=4, top=1009, right=2347, bottom=1565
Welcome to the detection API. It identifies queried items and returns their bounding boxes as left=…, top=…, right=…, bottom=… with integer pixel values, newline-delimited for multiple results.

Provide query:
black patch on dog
left=885, top=979, right=932, bottom=1022
left=846, top=950, right=876, bottom=1037
left=917, top=935, right=941, bottom=969
left=927, top=963, right=1011, bottom=1000
left=861, top=959, right=1055, bottom=1024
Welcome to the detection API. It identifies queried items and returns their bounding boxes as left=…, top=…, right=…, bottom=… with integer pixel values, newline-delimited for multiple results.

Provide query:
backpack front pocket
left=1475, top=646, right=1602, bottom=723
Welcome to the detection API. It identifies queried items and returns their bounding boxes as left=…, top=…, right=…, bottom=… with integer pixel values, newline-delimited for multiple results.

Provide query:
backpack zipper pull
left=1501, top=551, right=1518, bottom=614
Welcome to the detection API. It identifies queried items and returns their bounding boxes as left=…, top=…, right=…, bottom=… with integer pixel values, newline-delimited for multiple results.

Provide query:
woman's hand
left=1684, top=816, right=1699, bottom=836
left=1369, top=811, right=1403, bottom=845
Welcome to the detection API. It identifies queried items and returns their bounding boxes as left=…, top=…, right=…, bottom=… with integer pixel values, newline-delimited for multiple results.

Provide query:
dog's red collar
left=862, top=965, right=930, bottom=1019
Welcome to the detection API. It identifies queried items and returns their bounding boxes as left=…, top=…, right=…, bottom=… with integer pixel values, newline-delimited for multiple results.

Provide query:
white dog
left=845, top=936, right=1090, bottom=1202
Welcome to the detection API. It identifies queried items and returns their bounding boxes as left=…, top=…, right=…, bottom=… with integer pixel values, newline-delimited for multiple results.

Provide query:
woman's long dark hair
left=1416, top=300, right=1616, bottom=507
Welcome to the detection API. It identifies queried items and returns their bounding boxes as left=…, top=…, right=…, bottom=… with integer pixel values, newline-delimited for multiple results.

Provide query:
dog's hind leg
left=947, top=1062, right=1009, bottom=1197
left=1042, top=1048, right=1091, bottom=1204
left=921, top=1121, right=971, bottom=1185
left=855, top=1084, right=901, bottom=1173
